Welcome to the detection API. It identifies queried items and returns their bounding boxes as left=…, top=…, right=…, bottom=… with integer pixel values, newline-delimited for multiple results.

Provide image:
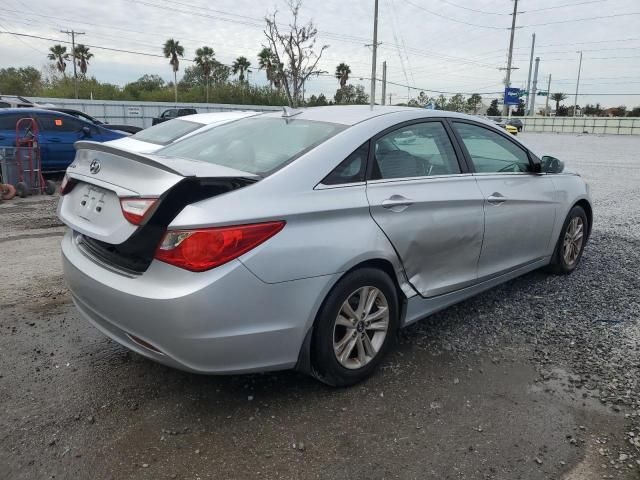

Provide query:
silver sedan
left=58, top=106, right=592, bottom=386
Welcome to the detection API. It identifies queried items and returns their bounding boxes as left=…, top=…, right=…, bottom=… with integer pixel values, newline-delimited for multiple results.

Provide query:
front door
left=366, top=120, right=485, bottom=298
left=36, top=113, right=86, bottom=170
left=451, top=121, right=558, bottom=279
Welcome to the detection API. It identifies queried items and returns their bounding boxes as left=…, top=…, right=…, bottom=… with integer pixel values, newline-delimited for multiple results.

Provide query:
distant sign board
left=504, top=87, right=521, bottom=105
left=424, top=102, right=436, bottom=110
left=127, top=106, right=142, bottom=116
left=537, top=91, right=549, bottom=97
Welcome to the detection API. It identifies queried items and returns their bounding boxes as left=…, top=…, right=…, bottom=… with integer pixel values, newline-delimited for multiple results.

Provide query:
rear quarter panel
left=547, top=173, right=592, bottom=253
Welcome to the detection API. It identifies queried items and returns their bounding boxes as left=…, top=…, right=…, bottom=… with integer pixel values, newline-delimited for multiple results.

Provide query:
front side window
left=0, top=114, right=22, bottom=130
left=453, top=122, right=531, bottom=173
left=163, top=109, right=178, bottom=118
left=37, top=114, right=85, bottom=132
left=322, top=142, right=368, bottom=185
left=372, top=121, right=460, bottom=180
left=131, top=119, right=204, bottom=146
left=158, top=117, right=346, bottom=176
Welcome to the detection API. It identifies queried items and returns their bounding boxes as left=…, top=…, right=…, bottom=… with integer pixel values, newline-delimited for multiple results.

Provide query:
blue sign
left=424, top=102, right=436, bottom=110
left=504, top=87, right=521, bottom=106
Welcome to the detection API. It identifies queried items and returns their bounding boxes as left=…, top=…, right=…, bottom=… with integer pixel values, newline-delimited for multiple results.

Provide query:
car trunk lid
left=58, top=141, right=258, bottom=273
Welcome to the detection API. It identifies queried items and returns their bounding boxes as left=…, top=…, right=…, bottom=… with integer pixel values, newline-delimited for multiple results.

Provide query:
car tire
left=1, top=183, right=16, bottom=200
left=311, top=268, right=399, bottom=387
left=547, top=205, right=588, bottom=275
left=45, top=180, right=57, bottom=195
left=16, top=182, right=28, bottom=198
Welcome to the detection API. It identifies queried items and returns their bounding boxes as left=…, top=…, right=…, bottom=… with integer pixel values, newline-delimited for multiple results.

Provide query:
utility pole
left=502, top=0, right=519, bottom=116
left=574, top=51, right=583, bottom=117
left=389, top=92, right=392, bottom=105
left=370, top=0, right=379, bottom=110
left=544, top=74, right=552, bottom=116
left=525, top=33, right=536, bottom=115
left=381, top=60, right=387, bottom=105
left=60, top=30, right=85, bottom=99
left=529, top=57, right=540, bottom=116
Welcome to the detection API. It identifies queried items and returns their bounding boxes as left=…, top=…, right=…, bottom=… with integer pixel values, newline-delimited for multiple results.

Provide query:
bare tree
left=263, top=0, right=328, bottom=107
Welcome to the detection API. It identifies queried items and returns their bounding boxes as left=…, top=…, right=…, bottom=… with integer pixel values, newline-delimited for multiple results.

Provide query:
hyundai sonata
left=58, top=106, right=591, bottom=386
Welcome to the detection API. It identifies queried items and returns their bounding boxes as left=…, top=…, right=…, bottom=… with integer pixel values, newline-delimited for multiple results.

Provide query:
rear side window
left=453, top=122, right=531, bottom=173
left=372, top=121, right=461, bottom=180
left=0, top=114, right=22, bottom=130
left=132, top=119, right=204, bottom=145
left=322, top=142, right=368, bottom=185
left=158, top=117, right=346, bottom=176
left=37, top=114, right=85, bottom=132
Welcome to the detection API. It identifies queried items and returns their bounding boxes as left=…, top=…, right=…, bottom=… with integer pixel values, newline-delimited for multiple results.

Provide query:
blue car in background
left=0, top=108, right=126, bottom=171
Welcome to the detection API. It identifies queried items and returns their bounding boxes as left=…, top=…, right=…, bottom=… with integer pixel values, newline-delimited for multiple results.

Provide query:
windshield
left=158, top=117, right=346, bottom=175
left=131, top=119, right=204, bottom=145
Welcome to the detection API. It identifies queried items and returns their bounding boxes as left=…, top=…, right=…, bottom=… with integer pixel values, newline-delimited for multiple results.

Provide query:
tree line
left=1, top=0, right=638, bottom=114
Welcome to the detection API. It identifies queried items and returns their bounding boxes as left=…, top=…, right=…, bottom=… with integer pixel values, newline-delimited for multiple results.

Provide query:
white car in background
left=104, top=111, right=260, bottom=153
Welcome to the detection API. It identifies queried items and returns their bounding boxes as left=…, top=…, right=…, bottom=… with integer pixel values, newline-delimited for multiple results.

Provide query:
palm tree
left=551, top=93, right=567, bottom=113
left=335, top=63, right=351, bottom=89
left=73, top=45, right=93, bottom=77
left=194, top=46, right=215, bottom=102
left=232, top=56, right=251, bottom=83
left=48, top=45, right=69, bottom=76
left=163, top=39, right=185, bottom=103
left=257, top=48, right=276, bottom=89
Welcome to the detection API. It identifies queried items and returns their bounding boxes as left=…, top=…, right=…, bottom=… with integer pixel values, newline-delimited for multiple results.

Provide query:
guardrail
left=488, top=116, right=640, bottom=135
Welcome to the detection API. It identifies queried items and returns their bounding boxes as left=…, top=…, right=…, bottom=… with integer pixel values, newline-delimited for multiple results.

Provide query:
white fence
left=490, top=115, right=640, bottom=135
left=27, top=97, right=282, bottom=129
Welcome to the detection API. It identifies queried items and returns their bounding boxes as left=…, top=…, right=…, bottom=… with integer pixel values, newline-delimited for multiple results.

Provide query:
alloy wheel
left=563, top=216, right=584, bottom=266
left=333, top=286, right=389, bottom=370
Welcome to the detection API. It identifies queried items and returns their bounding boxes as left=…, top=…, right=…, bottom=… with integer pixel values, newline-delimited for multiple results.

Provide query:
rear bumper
left=62, top=231, right=337, bottom=374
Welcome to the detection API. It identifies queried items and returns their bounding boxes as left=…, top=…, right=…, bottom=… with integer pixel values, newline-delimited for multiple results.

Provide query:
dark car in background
left=506, top=118, right=524, bottom=132
left=0, top=108, right=126, bottom=171
left=44, top=107, right=143, bottom=134
left=152, top=108, right=198, bottom=125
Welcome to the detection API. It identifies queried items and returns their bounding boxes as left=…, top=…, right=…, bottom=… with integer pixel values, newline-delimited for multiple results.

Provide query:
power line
left=521, top=0, right=608, bottom=13
left=404, top=0, right=509, bottom=30
left=521, top=12, right=640, bottom=28
left=435, top=0, right=507, bottom=15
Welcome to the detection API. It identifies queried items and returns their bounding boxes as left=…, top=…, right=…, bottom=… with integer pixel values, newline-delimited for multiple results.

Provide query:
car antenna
left=282, top=106, right=303, bottom=119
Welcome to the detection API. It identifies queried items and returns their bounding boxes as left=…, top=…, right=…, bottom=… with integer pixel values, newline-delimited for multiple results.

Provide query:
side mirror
left=81, top=126, right=91, bottom=137
left=541, top=155, right=564, bottom=174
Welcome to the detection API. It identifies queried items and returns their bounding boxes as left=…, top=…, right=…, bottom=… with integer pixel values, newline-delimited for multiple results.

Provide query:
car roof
left=259, top=105, right=490, bottom=126
left=178, top=111, right=261, bottom=124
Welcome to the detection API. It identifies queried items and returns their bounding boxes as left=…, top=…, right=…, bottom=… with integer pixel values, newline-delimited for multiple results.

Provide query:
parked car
left=58, top=106, right=591, bottom=386
left=105, top=111, right=259, bottom=153
left=506, top=118, right=524, bottom=132
left=0, top=108, right=126, bottom=171
left=0, top=95, right=55, bottom=109
left=152, top=108, right=198, bottom=125
left=494, top=119, right=518, bottom=136
left=43, top=107, right=142, bottom=134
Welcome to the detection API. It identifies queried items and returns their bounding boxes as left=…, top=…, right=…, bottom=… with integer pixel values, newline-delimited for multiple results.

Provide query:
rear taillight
left=120, top=198, right=158, bottom=225
left=60, top=174, right=76, bottom=195
left=154, top=221, right=286, bottom=272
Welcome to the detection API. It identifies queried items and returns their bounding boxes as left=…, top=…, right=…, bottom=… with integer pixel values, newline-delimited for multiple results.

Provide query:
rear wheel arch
left=295, top=258, right=407, bottom=376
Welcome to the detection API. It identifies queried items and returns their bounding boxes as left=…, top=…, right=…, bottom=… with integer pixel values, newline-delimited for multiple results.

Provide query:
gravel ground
left=0, top=133, right=639, bottom=480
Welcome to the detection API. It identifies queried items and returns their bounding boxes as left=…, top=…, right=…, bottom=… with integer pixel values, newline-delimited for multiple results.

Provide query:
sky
left=1, top=0, right=639, bottom=109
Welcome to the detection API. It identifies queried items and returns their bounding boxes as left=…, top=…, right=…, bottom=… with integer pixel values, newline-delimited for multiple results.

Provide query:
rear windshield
left=131, top=119, right=203, bottom=145
left=157, top=117, right=346, bottom=176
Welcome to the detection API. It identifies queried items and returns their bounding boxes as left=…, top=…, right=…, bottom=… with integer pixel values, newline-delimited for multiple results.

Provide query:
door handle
left=382, top=195, right=414, bottom=211
left=487, top=192, right=507, bottom=205
left=48, top=137, right=61, bottom=143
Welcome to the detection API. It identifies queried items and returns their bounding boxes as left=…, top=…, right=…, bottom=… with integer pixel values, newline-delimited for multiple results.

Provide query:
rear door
left=36, top=113, right=87, bottom=170
left=366, top=120, right=485, bottom=297
left=451, top=121, right=557, bottom=278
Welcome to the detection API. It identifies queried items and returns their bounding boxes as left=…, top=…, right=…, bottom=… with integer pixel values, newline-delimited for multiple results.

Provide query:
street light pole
left=381, top=60, right=387, bottom=105
left=370, top=0, right=379, bottom=110
left=529, top=57, right=540, bottom=116
left=502, top=0, right=519, bottom=116
left=544, top=74, right=552, bottom=116
left=574, top=51, right=583, bottom=117
left=525, top=33, right=536, bottom=115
